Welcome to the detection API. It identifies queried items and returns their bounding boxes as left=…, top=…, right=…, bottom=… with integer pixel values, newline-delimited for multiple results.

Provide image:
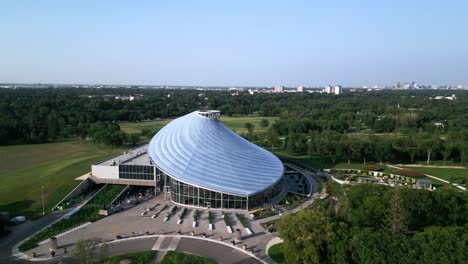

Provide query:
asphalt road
left=0, top=209, right=70, bottom=263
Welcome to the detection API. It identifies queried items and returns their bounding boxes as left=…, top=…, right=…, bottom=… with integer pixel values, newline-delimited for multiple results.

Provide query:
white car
left=10, top=216, right=26, bottom=224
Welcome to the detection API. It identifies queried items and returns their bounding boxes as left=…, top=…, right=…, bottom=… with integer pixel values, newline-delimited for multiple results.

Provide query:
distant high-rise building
left=274, top=86, right=284, bottom=93
left=324, top=85, right=333, bottom=94
left=334, top=85, right=342, bottom=95
left=297, top=86, right=305, bottom=92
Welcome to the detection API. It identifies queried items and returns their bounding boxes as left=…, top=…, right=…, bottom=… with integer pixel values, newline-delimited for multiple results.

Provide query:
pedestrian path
left=152, top=236, right=166, bottom=250
left=255, top=164, right=325, bottom=224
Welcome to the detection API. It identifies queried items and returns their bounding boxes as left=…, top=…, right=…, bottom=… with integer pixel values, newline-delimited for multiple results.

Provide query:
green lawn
left=268, top=243, right=286, bottom=264
left=160, top=251, right=217, bottom=264
left=0, top=141, right=125, bottom=218
left=120, top=116, right=277, bottom=135
left=101, top=250, right=157, bottom=264
left=401, top=167, right=467, bottom=185
left=120, top=119, right=171, bottom=134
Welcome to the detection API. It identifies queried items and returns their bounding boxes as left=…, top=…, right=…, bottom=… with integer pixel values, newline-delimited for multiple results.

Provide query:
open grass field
left=120, top=116, right=278, bottom=135
left=0, top=141, right=125, bottom=218
left=401, top=166, right=467, bottom=185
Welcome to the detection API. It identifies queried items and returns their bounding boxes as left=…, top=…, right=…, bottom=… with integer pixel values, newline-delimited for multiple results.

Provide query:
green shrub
left=101, top=250, right=156, bottom=264
left=179, top=207, right=187, bottom=219
left=223, top=213, right=232, bottom=226
left=160, top=251, right=216, bottom=264
left=236, top=213, right=249, bottom=228
left=19, top=185, right=125, bottom=252
left=193, top=209, right=199, bottom=221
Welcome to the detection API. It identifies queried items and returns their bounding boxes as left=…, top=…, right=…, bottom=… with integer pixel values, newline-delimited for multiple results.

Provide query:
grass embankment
left=268, top=243, right=286, bottom=264
left=120, top=116, right=277, bottom=135
left=0, top=141, right=125, bottom=218
left=101, top=250, right=157, bottom=264
left=160, top=251, right=217, bottom=264
left=19, top=184, right=125, bottom=252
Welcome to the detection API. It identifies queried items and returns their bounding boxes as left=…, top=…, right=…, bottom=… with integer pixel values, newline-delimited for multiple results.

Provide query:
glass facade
left=248, top=181, right=283, bottom=209
left=119, top=165, right=154, bottom=180
left=116, top=164, right=283, bottom=210
left=168, top=175, right=283, bottom=210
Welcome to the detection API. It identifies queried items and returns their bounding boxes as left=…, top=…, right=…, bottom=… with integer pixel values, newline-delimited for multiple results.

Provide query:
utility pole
left=41, top=186, right=45, bottom=215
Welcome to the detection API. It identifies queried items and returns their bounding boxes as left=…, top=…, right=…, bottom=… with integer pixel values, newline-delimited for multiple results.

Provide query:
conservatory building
left=91, top=110, right=285, bottom=211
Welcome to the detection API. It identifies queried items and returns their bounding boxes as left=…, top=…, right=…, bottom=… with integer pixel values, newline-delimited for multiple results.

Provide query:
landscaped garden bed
left=261, top=219, right=279, bottom=233
left=278, top=193, right=308, bottom=210
left=252, top=207, right=277, bottom=219
left=19, top=184, right=126, bottom=252
left=165, top=205, right=177, bottom=221
left=391, top=168, right=423, bottom=178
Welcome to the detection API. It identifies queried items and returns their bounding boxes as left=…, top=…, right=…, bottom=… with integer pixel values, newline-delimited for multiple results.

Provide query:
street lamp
left=41, top=186, right=45, bottom=215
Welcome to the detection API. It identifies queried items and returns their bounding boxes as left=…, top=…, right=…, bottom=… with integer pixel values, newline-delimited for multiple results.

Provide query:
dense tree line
left=251, top=127, right=468, bottom=166
left=0, top=88, right=466, bottom=150
left=277, top=183, right=467, bottom=264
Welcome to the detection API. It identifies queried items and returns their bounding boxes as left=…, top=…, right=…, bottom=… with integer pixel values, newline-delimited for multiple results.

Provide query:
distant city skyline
left=1, top=1, right=467, bottom=86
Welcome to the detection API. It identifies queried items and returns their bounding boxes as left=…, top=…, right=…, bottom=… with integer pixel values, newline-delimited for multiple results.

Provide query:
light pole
left=41, top=186, right=45, bottom=215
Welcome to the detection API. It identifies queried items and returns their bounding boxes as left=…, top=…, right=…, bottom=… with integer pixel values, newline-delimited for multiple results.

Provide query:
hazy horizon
left=1, top=1, right=467, bottom=87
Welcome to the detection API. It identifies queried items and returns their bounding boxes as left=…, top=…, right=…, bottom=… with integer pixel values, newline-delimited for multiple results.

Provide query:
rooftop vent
left=197, top=110, right=220, bottom=120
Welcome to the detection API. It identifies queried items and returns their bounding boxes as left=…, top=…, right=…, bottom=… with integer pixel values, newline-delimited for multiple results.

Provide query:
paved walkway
left=0, top=189, right=102, bottom=263
left=256, top=163, right=324, bottom=224
left=18, top=194, right=276, bottom=263
left=9, top=164, right=326, bottom=263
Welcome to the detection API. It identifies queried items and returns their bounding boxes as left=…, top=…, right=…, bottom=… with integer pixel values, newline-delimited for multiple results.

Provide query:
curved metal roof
left=148, top=110, right=284, bottom=196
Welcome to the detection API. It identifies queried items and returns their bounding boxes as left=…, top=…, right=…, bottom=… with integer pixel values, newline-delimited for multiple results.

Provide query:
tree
left=410, top=226, right=466, bottom=264
left=140, top=128, right=154, bottom=140
left=73, top=239, right=105, bottom=264
left=244, top=123, right=255, bottom=138
left=277, top=210, right=335, bottom=264
left=385, top=187, right=408, bottom=235
left=440, top=143, right=454, bottom=166
left=259, top=119, right=270, bottom=128
left=286, top=134, right=296, bottom=155
left=461, top=145, right=468, bottom=167
left=265, top=127, right=280, bottom=150
left=406, top=146, right=420, bottom=164
left=422, top=138, right=439, bottom=165
left=127, top=133, right=140, bottom=146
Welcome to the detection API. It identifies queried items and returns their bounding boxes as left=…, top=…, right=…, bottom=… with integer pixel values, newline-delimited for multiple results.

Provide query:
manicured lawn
left=120, top=119, right=171, bottom=134
left=0, top=141, right=125, bottom=218
left=219, top=116, right=277, bottom=134
left=160, top=251, right=217, bottom=264
left=120, top=116, right=277, bottom=135
left=401, top=167, right=467, bottom=185
left=101, top=250, right=157, bottom=264
left=268, top=243, right=286, bottom=264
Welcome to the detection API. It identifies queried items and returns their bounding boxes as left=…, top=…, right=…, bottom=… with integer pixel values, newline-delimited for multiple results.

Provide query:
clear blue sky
left=1, top=0, right=467, bottom=86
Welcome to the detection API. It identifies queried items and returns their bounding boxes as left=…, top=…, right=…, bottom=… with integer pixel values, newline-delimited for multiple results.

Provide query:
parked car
left=10, top=216, right=26, bottom=224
